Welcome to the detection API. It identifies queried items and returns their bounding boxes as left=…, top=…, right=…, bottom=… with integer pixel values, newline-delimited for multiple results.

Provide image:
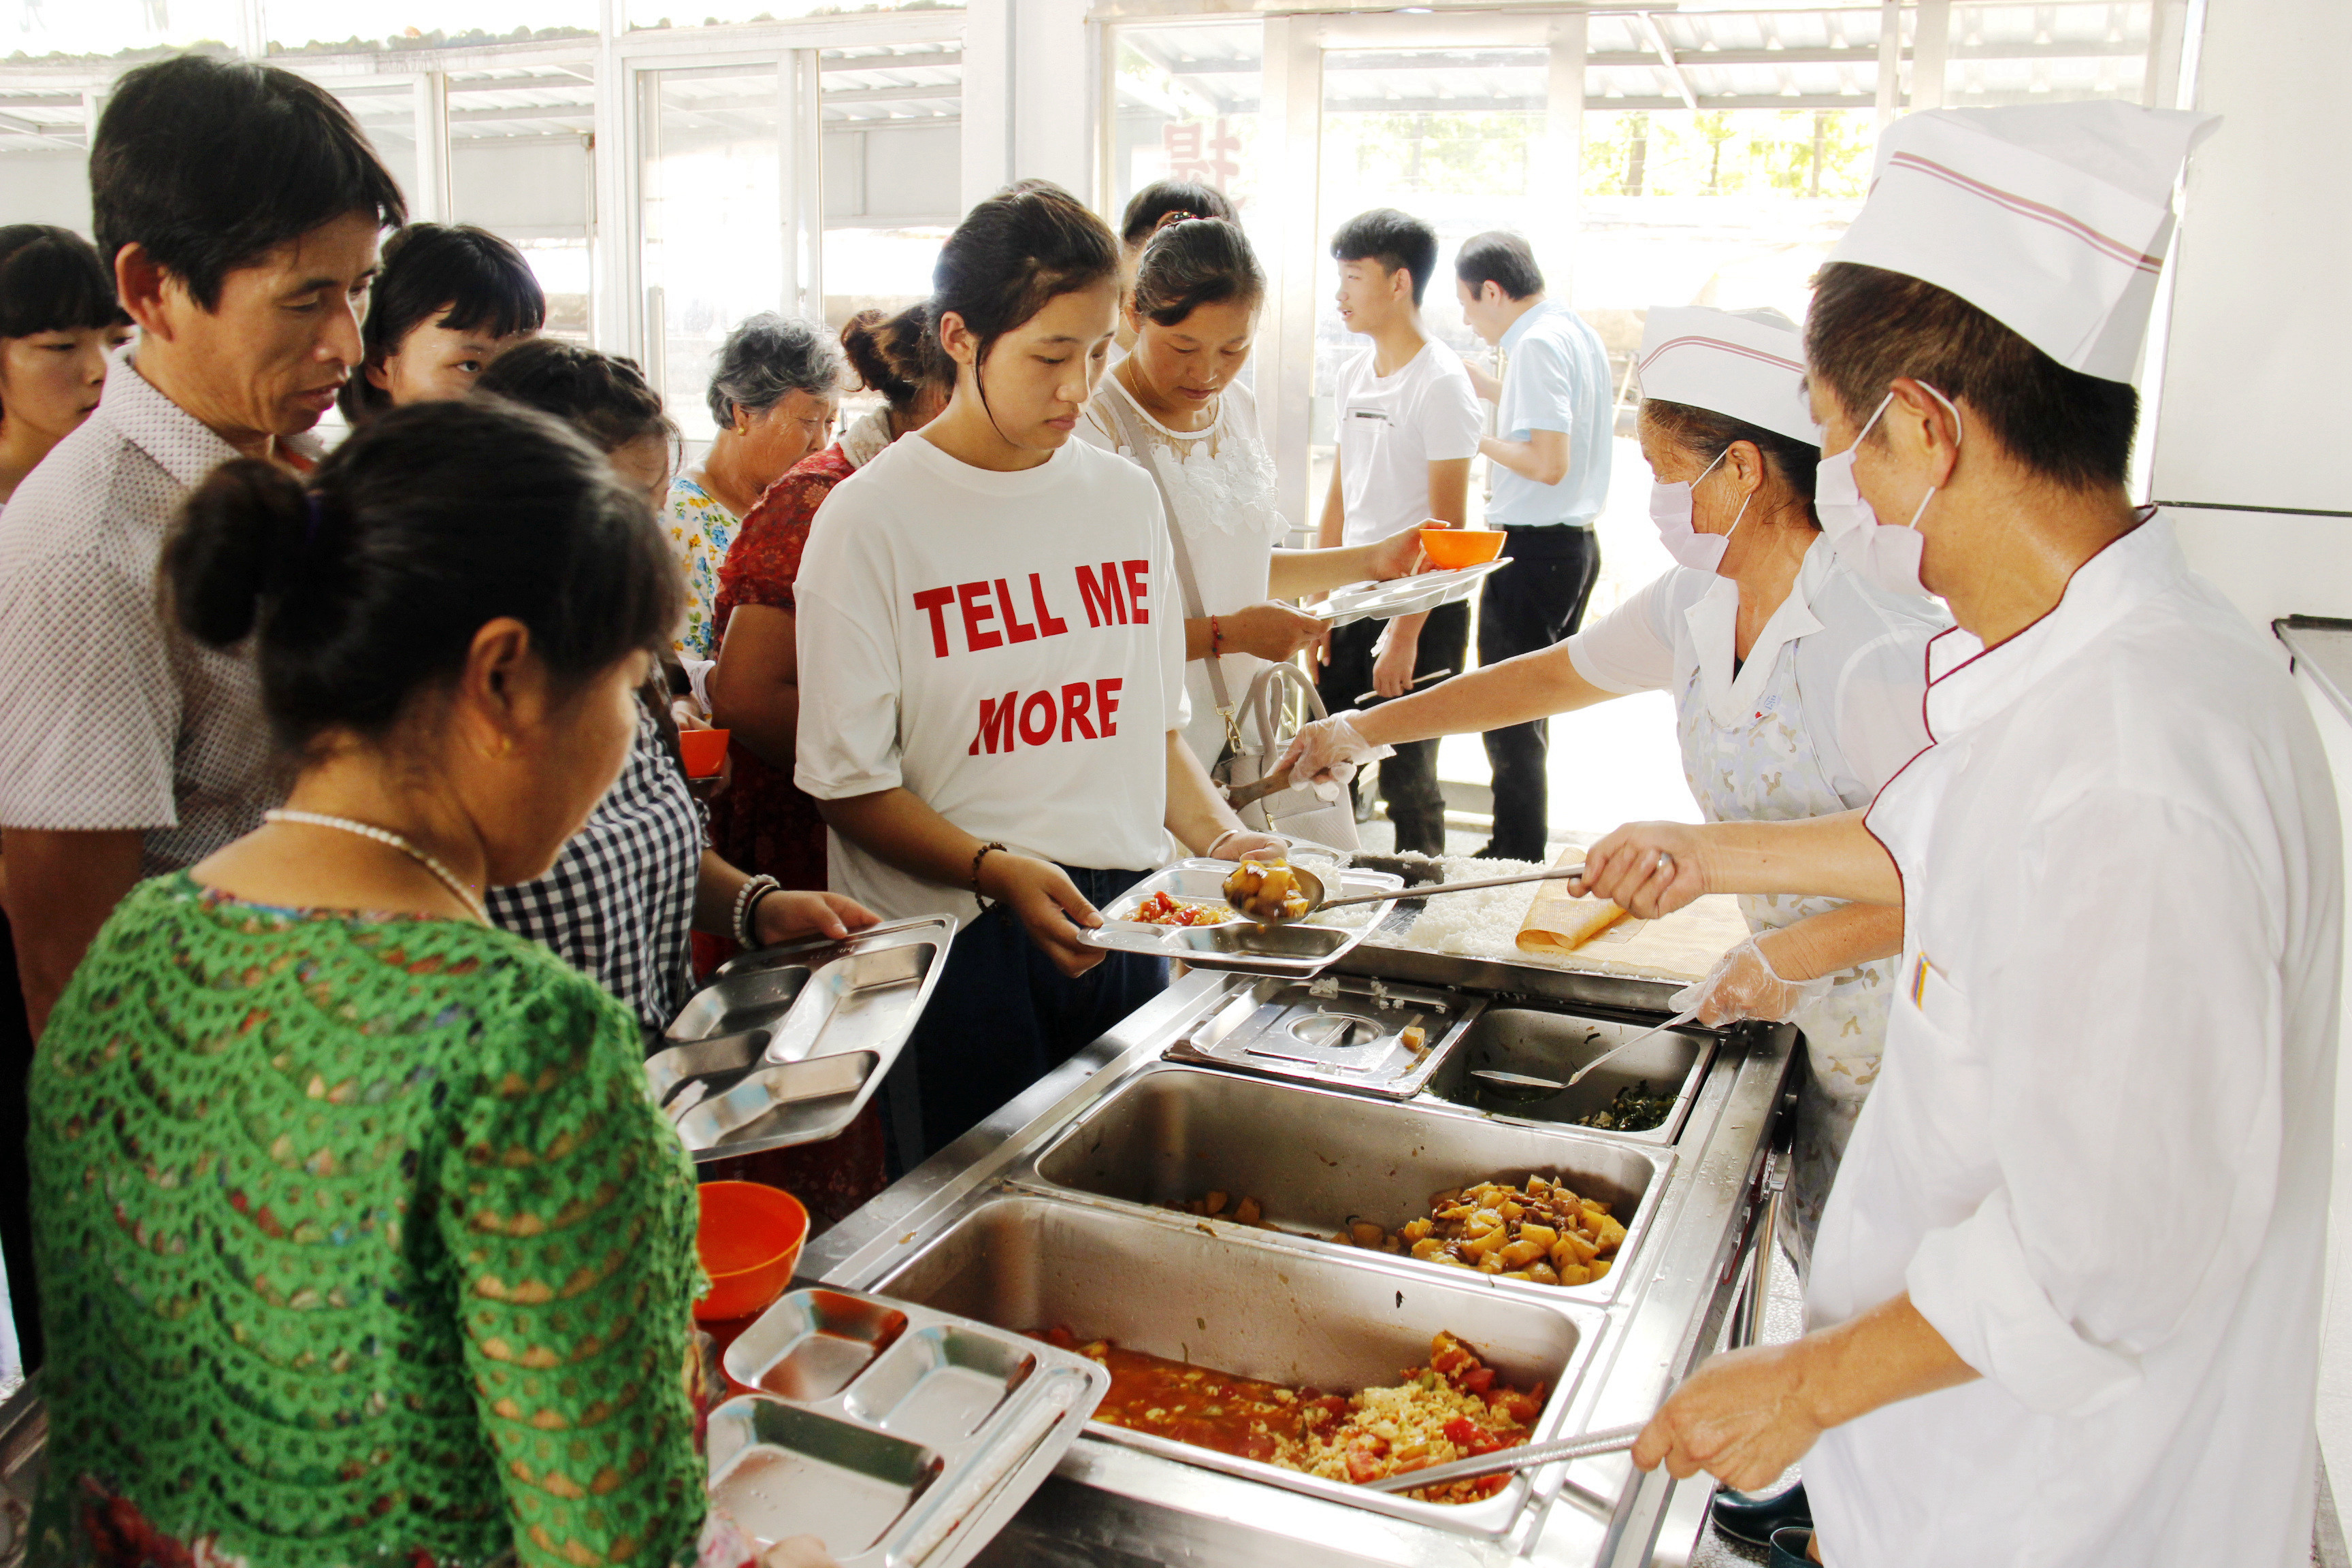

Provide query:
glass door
left=637, top=61, right=785, bottom=442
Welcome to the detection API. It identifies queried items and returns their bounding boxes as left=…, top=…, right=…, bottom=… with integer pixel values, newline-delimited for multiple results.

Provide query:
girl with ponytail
left=792, top=180, right=1286, bottom=1162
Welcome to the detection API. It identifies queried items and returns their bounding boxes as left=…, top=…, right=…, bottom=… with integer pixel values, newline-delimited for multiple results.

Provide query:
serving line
left=800, top=955, right=1800, bottom=1568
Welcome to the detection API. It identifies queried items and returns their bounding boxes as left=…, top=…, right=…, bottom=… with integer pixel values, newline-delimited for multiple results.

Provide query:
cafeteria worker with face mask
left=1286, top=304, right=1947, bottom=1284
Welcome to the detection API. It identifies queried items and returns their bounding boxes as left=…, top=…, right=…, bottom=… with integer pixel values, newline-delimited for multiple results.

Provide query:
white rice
left=1396, top=856, right=1553, bottom=961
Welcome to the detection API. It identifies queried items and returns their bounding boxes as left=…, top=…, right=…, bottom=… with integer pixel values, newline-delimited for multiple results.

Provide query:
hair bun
left=163, top=457, right=309, bottom=647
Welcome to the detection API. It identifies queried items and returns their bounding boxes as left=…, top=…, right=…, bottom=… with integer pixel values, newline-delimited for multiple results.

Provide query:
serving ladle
left=1224, top=862, right=1590, bottom=926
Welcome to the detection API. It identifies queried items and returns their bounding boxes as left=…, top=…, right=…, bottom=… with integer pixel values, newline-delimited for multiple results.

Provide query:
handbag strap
left=1100, top=381, right=1244, bottom=753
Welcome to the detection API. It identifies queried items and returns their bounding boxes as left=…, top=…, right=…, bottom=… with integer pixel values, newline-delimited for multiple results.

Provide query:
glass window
left=1, top=0, right=246, bottom=57
left=819, top=41, right=959, bottom=346
left=1108, top=20, right=1263, bottom=236
left=264, top=0, right=595, bottom=51
left=0, top=87, right=93, bottom=230
left=446, top=67, right=599, bottom=344
left=638, top=62, right=784, bottom=443
left=1945, top=1, right=2154, bottom=105
left=321, top=81, right=421, bottom=211
left=625, top=0, right=958, bottom=33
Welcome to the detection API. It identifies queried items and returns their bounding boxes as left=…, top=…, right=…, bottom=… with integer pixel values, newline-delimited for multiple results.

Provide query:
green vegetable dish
left=1573, top=1080, right=1674, bottom=1132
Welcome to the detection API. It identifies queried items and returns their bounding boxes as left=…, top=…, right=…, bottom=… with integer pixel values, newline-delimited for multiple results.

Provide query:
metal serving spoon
left=1358, top=1420, right=1648, bottom=1494
left=1224, top=862, right=1590, bottom=926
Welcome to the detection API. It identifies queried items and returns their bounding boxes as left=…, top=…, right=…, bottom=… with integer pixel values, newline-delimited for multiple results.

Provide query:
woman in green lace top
left=31, top=401, right=837, bottom=1568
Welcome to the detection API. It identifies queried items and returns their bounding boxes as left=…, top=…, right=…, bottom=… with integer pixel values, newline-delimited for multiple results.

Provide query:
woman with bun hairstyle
left=706, top=300, right=954, bottom=896
left=794, top=180, right=1286, bottom=1160
left=28, top=398, right=836, bottom=1568
left=469, top=339, right=877, bottom=1083
left=0, top=225, right=131, bottom=504
left=1112, top=178, right=1232, bottom=356
left=1075, top=214, right=1424, bottom=776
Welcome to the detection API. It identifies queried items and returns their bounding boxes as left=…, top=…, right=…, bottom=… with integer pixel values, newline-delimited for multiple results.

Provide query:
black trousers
left=1317, top=599, right=1471, bottom=855
left=1477, top=525, right=1602, bottom=860
left=892, top=866, right=1166, bottom=1166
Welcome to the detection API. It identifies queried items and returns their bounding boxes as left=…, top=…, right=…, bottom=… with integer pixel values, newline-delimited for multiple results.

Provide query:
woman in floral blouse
left=705, top=302, right=952, bottom=894
left=668, top=314, right=840, bottom=660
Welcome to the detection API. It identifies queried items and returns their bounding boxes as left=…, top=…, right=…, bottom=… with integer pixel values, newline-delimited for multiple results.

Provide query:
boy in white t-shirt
left=1313, top=209, right=1482, bottom=854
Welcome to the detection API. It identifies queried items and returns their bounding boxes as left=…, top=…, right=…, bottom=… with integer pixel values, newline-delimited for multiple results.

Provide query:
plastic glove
left=1671, top=935, right=1833, bottom=1026
left=1281, top=710, right=1392, bottom=802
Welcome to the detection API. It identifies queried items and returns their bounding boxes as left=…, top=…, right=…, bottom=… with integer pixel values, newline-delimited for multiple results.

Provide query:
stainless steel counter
left=800, top=961, right=1801, bottom=1568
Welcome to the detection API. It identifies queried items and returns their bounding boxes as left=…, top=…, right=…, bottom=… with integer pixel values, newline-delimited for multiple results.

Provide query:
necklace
left=263, top=808, right=491, bottom=924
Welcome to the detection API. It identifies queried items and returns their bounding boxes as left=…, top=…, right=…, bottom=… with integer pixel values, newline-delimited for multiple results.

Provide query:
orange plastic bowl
left=1419, top=527, right=1506, bottom=570
left=678, top=727, right=732, bottom=779
left=694, top=1181, right=808, bottom=1323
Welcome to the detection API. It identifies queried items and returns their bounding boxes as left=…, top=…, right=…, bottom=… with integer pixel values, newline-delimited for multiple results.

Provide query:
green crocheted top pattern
left=29, top=875, right=711, bottom=1568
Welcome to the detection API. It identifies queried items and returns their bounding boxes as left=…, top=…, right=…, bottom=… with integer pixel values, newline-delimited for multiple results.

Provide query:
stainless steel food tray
left=1313, top=557, right=1513, bottom=630
left=1077, top=859, right=1403, bottom=978
left=1164, top=973, right=1482, bottom=1098
left=650, top=914, right=956, bottom=1161
left=870, top=1192, right=1603, bottom=1539
left=1422, top=1004, right=1720, bottom=1147
left=1022, top=1063, right=1667, bottom=1304
left=711, top=1286, right=1110, bottom=1568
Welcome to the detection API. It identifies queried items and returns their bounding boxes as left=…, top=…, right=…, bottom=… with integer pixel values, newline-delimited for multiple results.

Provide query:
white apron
left=1675, top=637, right=1895, bottom=1271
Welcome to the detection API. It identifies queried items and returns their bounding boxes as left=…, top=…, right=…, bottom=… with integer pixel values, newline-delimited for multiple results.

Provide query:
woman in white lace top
left=1077, top=216, right=1423, bottom=768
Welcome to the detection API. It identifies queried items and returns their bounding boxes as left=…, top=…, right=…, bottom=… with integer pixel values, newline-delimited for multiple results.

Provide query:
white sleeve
left=1416, top=363, right=1485, bottom=463
left=1564, top=570, right=1684, bottom=695
left=1906, top=791, right=2285, bottom=1417
left=1828, top=623, right=1934, bottom=796
left=791, top=488, right=905, bottom=800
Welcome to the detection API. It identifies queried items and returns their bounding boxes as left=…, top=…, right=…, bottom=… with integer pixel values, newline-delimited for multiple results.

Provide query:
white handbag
left=1218, top=659, right=1362, bottom=851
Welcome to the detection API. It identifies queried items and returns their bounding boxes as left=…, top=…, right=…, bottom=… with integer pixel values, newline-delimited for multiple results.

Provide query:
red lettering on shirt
left=912, top=586, right=956, bottom=659
left=1030, top=573, right=1070, bottom=638
left=1018, top=690, right=1058, bottom=747
left=970, top=692, right=1018, bottom=755
left=996, top=578, right=1039, bottom=644
left=1075, top=564, right=1128, bottom=627
left=1122, top=559, right=1151, bottom=624
left=1060, top=681, right=1097, bottom=741
left=958, top=581, right=1002, bottom=651
left=1096, top=676, right=1123, bottom=737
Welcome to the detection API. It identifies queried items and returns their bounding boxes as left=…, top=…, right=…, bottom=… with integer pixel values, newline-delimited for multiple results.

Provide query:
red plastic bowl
left=694, top=1181, right=808, bottom=1323
left=678, top=727, right=732, bottom=779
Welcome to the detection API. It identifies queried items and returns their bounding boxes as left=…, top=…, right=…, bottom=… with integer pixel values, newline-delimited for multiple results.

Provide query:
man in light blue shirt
left=1456, top=231, right=1613, bottom=860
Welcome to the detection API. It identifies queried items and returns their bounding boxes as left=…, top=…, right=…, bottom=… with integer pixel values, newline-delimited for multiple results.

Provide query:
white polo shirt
left=0, top=349, right=297, bottom=874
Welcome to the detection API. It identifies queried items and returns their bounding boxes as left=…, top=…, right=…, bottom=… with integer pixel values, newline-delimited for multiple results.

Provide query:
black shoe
left=1711, top=1481, right=1810, bottom=1547
left=1767, top=1525, right=1815, bottom=1567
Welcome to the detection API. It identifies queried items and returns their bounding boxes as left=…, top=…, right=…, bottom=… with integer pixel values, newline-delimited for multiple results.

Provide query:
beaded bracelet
left=970, top=841, right=1008, bottom=909
left=732, top=874, right=781, bottom=949
left=1210, top=616, right=1223, bottom=656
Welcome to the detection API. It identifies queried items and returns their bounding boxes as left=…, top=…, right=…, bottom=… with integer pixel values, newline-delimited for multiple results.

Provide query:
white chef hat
left=1828, top=102, right=2219, bottom=383
left=1635, top=305, right=1819, bottom=444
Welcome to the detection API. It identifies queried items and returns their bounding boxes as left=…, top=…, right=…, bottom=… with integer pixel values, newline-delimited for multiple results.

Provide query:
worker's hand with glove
left=1672, top=933, right=1833, bottom=1026
left=1277, top=710, right=1393, bottom=797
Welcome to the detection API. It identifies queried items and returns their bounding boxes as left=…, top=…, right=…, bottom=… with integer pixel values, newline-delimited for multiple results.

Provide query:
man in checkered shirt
left=0, top=55, right=404, bottom=1034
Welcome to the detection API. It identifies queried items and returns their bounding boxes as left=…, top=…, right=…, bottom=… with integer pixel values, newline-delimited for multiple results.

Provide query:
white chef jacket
left=1808, top=519, right=2342, bottom=1568
left=1566, top=536, right=1944, bottom=808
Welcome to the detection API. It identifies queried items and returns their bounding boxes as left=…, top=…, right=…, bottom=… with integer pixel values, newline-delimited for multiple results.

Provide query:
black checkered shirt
left=488, top=706, right=703, bottom=1045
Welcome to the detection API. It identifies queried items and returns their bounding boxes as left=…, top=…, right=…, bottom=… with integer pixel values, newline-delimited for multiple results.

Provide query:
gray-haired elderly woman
left=666, top=312, right=842, bottom=659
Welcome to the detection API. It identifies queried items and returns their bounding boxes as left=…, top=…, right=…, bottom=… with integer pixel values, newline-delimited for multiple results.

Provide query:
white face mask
left=1648, top=448, right=1752, bottom=576
left=1815, top=385, right=1962, bottom=599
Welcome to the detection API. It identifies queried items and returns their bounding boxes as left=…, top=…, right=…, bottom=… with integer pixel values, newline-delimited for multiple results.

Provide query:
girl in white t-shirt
left=794, top=180, right=1287, bottom=1160
left=1075, top=215, right=1424, bottom=771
